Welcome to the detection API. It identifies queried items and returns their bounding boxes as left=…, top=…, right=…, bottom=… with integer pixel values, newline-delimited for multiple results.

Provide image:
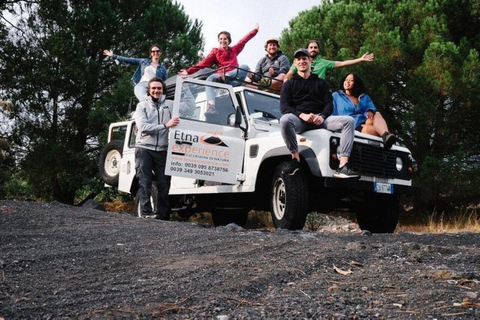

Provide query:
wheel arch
left=299, top=148, right=322, bottom=177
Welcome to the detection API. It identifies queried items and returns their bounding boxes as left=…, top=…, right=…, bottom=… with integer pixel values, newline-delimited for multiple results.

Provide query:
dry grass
left=398, top=206, right=480, bottom=233
left=103, top=201, right=134, bottom=213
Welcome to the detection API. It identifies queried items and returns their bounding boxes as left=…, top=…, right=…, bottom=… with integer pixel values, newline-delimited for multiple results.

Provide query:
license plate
left=374, top=182, right=394, bottom=194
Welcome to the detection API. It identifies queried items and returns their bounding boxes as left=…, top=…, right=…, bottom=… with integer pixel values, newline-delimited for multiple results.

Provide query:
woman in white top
left=103, top=44, right=168, bottom=101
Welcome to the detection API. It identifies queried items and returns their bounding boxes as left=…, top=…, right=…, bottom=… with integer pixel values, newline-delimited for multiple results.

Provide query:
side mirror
left=228, top=113, right=236, bottom=126
left=228, top=107, right=243, bottom=126
left=228, top=107, right=247, bottom=133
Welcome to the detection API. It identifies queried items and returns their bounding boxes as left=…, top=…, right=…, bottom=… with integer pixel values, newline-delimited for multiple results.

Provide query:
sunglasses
left=151, top=50, right=161, bottom=53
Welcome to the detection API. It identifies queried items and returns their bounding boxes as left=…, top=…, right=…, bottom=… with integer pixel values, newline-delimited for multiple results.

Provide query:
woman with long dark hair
left=333, top=73, right=396, bottom=149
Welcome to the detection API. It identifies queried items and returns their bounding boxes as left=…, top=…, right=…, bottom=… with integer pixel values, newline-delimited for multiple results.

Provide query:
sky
left=176, top=0, right=321, bottom=68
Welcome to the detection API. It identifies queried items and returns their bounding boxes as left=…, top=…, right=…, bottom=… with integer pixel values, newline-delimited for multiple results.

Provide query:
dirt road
left=1, top=200, right=479, bottom=319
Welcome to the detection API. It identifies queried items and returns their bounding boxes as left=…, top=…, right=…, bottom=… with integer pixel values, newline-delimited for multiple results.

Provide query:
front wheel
left=355, top=194, right=399, bottom=233
left=270, top=162, right=309, bottom=230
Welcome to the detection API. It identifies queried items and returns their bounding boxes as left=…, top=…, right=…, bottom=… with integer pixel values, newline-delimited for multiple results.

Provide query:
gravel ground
left=1, top=200, right=479, bottom=319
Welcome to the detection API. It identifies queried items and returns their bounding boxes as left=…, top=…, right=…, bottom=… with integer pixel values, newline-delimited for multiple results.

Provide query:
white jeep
left=99, top=73, right=418, bottom=232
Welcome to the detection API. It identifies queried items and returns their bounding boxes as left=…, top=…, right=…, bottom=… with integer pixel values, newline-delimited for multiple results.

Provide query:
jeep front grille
left=350, top=143, right=397, bottom=178
left=329, top=137, right=412, bottom=180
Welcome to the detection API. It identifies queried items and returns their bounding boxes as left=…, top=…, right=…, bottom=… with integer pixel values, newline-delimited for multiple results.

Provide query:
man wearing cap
left=279, top=49, right=359, bottom=179
left=284, top=40, right=374, bottom=81
left=248, top=38, right=290, bottom=91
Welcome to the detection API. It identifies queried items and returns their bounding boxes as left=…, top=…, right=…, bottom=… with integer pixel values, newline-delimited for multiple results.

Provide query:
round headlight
left=396, top=156, right=404, bottom=171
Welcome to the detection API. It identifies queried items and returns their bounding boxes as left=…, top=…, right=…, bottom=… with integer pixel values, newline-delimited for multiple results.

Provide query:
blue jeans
left=135, top=148, right=171, bottom=218
left=206, top=64, right=250, bottom=102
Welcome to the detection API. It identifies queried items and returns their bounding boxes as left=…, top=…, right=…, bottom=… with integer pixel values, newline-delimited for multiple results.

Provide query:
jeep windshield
left=243, top=90, right=281, bottom=123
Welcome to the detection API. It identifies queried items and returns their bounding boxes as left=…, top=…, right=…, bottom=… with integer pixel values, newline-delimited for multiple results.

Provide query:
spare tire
left=99, top=140, right=123, bottom=186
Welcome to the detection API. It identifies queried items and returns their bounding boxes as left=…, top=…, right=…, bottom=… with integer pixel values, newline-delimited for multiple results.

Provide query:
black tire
left=211, top=208, right=249, bottom=227
left=99, top=140, right=123, bottom=186
left=133, top=182, right=158, bottom=218
left=355, top=194, right=399, bottom=233
left=170, top=195, right=195, bottom=219
left=269, top=162, right=309, bottom=230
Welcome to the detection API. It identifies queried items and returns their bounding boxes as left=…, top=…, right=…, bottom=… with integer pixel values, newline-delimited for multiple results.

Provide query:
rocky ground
left=1, top=200, right=479, bottom=319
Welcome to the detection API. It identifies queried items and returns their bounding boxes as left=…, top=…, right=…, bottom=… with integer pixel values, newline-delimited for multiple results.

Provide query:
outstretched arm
left=231, top=23, right=259, bottom=54
left=103, top=50, right=142, bottom=65
left=334, top=52, right=374, bottom=68
left=183, top=49, right=218, bottom=75
left=103, top=49, right=113, bottom=57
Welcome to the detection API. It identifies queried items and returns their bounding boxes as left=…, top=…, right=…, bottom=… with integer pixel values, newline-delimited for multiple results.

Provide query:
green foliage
left=2, top=173, right=36, bottom=201
left=0, top=139, right=15, bottom=199
left=0, top=0, right=203, bottom=204
left=281, top=0, right=480, bottom=210
left=94, top=186, right=133, bottom=204
left=305, top=212, right=324, bottom=231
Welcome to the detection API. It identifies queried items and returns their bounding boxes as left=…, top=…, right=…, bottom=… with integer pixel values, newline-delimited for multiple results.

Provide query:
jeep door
left=166, top=77, right=246, bottom=185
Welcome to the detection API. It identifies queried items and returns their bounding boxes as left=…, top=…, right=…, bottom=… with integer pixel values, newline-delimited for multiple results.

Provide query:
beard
left=310, top=52, right=318, bottom=59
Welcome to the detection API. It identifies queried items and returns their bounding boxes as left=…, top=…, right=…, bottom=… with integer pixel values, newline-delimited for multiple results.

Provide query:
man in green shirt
left=284, top=40, right=374, bottom=80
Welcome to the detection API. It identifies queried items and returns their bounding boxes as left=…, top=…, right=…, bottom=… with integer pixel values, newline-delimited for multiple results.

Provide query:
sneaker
left=282, top=158, right=300, bottom=176
left=382, top=131, right=396, bottom=149
left=334, top=163, right=360, bottom=179
left=142, top=212, right=158, bottom=219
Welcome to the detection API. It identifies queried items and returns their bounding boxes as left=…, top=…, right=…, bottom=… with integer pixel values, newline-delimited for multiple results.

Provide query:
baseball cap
left=294, top=49, right=309, bottom=58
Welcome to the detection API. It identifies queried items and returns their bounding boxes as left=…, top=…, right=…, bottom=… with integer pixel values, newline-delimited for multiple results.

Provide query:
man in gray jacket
left=135, top=77, right=179, bottom=219
left=248, top=38, right=290, bottom=91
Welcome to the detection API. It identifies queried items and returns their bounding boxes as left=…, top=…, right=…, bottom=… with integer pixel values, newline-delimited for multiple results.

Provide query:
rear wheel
left=99, top=140, right=123, bottom=186
left=270, top=162, right=309, bottom=230
left=355, top=194, right=399, bottom=233
left=171, top=195, right=195, bottom=219
left=211, top=208, right=249, bottom=227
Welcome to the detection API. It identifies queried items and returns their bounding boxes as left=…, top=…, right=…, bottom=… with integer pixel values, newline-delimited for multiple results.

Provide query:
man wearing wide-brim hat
left=248, top=37, right=290, bottom=91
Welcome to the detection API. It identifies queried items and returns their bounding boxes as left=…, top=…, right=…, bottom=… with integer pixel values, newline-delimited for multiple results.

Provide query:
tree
left=281, top=0, right=480, bottom=210
left=0, top=0, right=203, bottom=203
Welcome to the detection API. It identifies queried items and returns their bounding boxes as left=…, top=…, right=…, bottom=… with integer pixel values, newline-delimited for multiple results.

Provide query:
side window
left=178, top=82, right=236, bottom=126
left=128, top=123, right=137, bottom=148
left=244, top=91, right=281, bottom=123
left=110, top=125, right=127, bottom=142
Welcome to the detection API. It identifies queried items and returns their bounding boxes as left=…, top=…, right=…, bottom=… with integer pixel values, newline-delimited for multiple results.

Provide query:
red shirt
left=186, top=28, right=258, bottom=75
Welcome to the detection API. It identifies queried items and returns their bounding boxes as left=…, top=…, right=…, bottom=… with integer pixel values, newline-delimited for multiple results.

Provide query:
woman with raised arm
left=103, top=44, right=167, bottom=102
left=179, top=23, right=259, bottom=111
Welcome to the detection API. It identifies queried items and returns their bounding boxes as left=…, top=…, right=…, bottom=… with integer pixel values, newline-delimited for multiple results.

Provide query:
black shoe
left=142, top=212, right=158, bottom=219
left=334, top=163, right=360, bottom=179
left=282, top=159, right=300, bottom=176
left=382, top=131, right=396, bottom=149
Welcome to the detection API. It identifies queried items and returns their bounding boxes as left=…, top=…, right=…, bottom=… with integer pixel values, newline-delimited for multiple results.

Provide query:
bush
left=2, top=175, right=36, bottom=201
left=417, top=153, right=480, bottom=212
